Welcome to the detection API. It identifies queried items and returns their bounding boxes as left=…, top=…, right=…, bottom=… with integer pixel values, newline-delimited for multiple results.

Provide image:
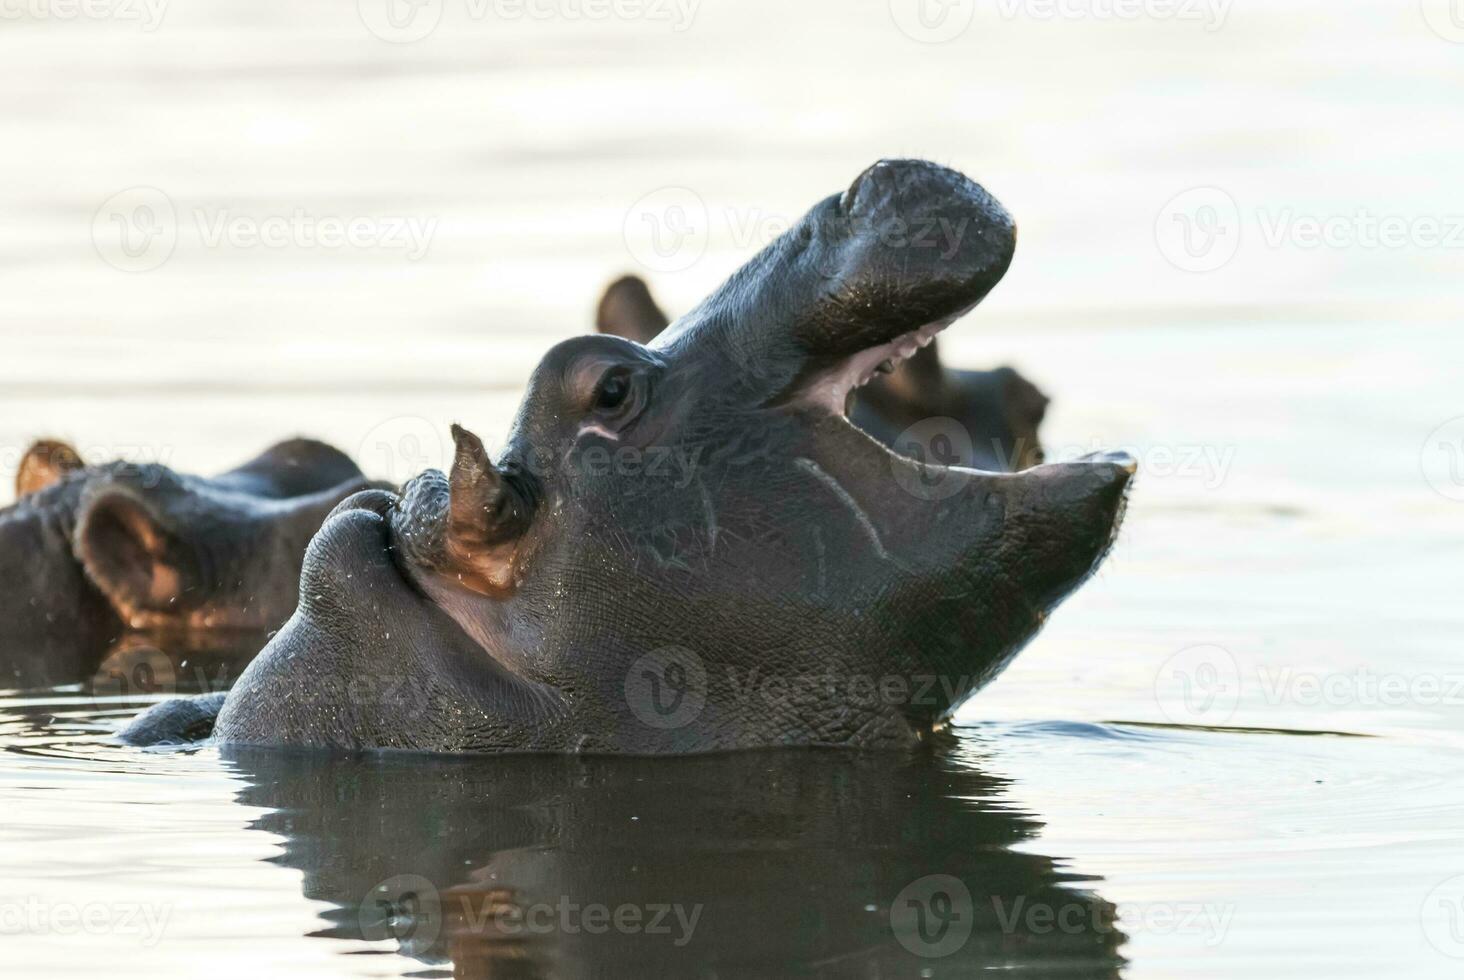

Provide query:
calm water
left=2, top=1, right=1463, bottom=976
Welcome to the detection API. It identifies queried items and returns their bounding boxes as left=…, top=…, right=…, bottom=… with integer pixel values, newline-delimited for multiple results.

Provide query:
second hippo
left=1, top=438, right=374, bottom=688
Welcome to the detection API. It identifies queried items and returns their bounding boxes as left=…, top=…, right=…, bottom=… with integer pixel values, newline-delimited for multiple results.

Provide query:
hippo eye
left=587, top=364, right=651, bottom=432
left=594, top=369, right=631, bottom=412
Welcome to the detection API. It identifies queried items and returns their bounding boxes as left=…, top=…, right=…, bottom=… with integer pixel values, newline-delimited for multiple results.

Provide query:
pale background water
left=2, top=0, right=1463, bottom=976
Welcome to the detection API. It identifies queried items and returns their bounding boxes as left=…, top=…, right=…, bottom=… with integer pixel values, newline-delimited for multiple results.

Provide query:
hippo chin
left=1, top=438, right=372, bottom=688
left=597, top=275, right=1050, bottom=471
left=126, top=159, right=1134, bottom=754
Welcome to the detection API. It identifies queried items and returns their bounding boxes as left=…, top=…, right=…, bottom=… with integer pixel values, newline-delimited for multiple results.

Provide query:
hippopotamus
left=1, top=437, right=373, bottom=689
left=597, top=275, right=1049, bottom=471
left=125, top=159, right=1134, bottom=754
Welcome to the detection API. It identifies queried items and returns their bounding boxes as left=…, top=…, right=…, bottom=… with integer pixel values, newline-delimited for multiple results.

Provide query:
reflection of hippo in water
left=127, top=159, right=1134, bottom=754
left=225, top=735, right=1125, bottom=977
left=597, top=275, right=1049, bottom=471
left=1, top=438, right=372, bottom=688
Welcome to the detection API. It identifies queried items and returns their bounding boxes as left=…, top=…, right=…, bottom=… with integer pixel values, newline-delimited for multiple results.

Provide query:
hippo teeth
left=795, top=302, right=976, bottom=418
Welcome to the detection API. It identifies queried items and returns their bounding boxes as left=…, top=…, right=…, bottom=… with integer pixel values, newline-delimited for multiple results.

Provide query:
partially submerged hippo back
left=1, top=438, right=371, bottom=688
left=136, top=159, right=1133, bottom=754
left=596, top=275, right=1049, bottom=471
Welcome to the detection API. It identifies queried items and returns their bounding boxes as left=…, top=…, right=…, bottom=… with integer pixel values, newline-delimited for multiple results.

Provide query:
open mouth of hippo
left=796, top=305, right=973, bottom=417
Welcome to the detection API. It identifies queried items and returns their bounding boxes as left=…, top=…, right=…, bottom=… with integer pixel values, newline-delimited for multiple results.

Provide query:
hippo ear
left=596, top=275, right=670, bottom=345
left=652, top=160, right=1016, bottom=408
left=16, top=439, right=84, bottom=498
left=876, top=340, right=945, bottom=409
left=1000, top=367, right=1050, bottom=429
left=75, top=490, right=200, bottom=616
left=391, top=425, right=536, bottom=597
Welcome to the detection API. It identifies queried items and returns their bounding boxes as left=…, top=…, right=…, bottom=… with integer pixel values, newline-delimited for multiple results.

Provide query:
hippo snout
left=1004, top=452, right=1135, bottom=607
left=838, top=158, right=1016, bottom=273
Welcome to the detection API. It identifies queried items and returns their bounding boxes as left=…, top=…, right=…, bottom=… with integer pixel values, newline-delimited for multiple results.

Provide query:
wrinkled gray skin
left=598, top=274, right=1049, bottom=470
left=1, top=438, right=370, bottom=688
left=127, top=159, right=1134, bottom=754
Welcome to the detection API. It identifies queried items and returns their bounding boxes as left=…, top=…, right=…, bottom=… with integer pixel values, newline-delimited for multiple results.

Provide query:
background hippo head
left=186, top=159, right=1133, bottom=755
left=596, top=274, right=1049, bottom=472
left=1, top=438, right=372, bottom=688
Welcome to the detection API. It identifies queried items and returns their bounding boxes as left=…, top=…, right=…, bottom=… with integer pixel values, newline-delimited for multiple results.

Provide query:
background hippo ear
left=595, top=274, right=670, bottom=345
left=74, top=488, right=200, bottom=618
left=997, top=366, right=1050, bottom=429
left=651, top=160, right=1017, bottom=406
left=15, top=439, right=84, bottom=498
